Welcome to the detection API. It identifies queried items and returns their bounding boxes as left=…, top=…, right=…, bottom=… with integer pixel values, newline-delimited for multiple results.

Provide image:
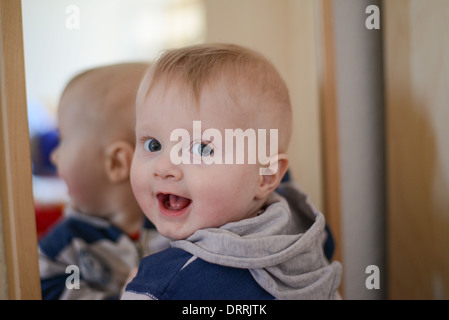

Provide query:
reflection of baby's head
left=52, top=63, right=149, bottom=215
left=138, top=43, right=292, bottom=153
left=60, top=63, right=150, bottom=145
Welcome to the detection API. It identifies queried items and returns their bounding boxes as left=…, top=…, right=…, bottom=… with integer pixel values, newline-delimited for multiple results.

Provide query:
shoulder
left=38, top=215, right=123, bottom=259
left=125, top=248, right=274, bottom=300
left=124, top=248, right=193, bottom=299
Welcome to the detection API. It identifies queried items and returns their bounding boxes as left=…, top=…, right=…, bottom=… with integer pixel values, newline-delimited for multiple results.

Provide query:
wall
left=205, top=0, right=324, bottom=212
left=22, top=0, right=205, bottom=111
left=332, top=0, right=386, bottom=299
left=385, top=0, right=449, bottom=299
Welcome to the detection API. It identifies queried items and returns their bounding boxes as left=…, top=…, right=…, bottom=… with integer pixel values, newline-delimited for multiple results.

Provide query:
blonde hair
left=139, top=43, right=292, bottom=151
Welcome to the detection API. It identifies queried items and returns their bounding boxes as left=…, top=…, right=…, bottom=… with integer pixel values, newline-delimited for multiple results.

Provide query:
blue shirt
left=124, top=247, right=274, bottom=300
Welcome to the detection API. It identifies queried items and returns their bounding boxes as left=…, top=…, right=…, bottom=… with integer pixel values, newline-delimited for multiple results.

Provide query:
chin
left=157, top=225, right=193, bottom=241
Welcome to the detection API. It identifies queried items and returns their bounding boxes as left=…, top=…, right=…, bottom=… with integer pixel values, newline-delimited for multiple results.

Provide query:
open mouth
left=156, top=193, right=192, bottom=216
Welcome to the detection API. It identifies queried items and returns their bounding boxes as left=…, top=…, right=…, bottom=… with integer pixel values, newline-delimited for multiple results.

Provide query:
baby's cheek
left=130, top=178, right=145, bottom=204
left=130, top=164, right=144, bottom=195
left=197, top=186, right=239, bottom=223
left=130, top=169, right=151, bottom=212
left=65, top=177, right=90, bottom=206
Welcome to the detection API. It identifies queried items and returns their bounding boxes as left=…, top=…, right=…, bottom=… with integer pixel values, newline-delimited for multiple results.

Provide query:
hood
left=171, top=182, right=342, bottom=300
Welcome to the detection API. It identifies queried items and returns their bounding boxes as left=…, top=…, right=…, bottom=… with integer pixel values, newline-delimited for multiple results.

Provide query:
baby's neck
left=109, top=206, right=144, bottom=237
left=103, top=185, right=145, bottom=236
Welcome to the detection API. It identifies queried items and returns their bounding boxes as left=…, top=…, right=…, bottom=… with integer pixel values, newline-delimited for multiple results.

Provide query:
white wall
left=22, top=0, right=205, bottom=111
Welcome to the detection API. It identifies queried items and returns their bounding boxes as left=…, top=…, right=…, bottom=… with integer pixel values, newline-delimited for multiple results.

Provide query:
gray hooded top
left=171, top=181, right=342, bottom=300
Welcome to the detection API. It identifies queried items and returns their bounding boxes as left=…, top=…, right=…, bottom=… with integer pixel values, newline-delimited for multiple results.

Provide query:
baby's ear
left=104, top=141, right=134, bottom=183
left=255, top=154, right=289, bottom=200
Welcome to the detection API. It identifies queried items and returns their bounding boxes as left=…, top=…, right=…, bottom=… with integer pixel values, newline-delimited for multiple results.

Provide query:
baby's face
left=131, top=80, right=265, bottom=240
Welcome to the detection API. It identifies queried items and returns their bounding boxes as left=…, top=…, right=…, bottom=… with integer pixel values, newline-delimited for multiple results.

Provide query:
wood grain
left=319, top=0, right=343, bottom=269
left=0, top=0, right=41, bottom=299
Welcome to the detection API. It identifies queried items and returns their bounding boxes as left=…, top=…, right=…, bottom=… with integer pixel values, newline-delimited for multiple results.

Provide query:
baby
left=122, top=44, right=342, bottom=300
left=39, top=63, right=169, bottom=299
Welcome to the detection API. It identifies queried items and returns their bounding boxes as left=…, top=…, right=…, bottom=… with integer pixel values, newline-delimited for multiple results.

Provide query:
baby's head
left=51, top=63, right=149, bottom=217
left=131, top=44, right=291, bottom=240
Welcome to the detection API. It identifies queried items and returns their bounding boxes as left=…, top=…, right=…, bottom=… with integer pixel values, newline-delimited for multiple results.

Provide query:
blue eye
left=143, top=139, right=162, bottom=152
left=192, top=142, right=214, bottom=157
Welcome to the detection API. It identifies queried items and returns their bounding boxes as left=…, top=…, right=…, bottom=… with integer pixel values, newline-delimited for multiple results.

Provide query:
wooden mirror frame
left=0, top=0, right=41, bottom=299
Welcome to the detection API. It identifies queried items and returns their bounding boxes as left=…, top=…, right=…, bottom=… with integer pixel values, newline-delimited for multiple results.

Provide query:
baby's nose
left=153, top=155, right=183, bottom=181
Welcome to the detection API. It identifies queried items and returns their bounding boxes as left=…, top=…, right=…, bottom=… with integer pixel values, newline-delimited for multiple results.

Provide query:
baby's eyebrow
left=135, top=123, right=155, bottom=133
left=138, top=135, right=153, bottom=141
left=135, top=129, right=155, bottom=141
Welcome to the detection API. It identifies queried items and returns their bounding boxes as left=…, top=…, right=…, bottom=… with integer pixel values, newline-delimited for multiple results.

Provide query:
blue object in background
left=37, top=129, right=59, bottom=175
left=27, top=94, right=59, bottom=176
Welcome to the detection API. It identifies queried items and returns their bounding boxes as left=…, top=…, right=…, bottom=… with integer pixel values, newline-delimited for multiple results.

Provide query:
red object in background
left=35, top=203, right=64, bottom=240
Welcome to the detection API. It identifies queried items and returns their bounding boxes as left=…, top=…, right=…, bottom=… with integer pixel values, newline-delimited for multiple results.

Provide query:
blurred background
left=7, top=0, right=447, bottom=299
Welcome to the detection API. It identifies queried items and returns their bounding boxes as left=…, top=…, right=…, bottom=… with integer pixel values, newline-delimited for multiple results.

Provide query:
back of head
left=61, top=62, right=150, bottom=146
left=139, top=44, right=292, bottom=152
